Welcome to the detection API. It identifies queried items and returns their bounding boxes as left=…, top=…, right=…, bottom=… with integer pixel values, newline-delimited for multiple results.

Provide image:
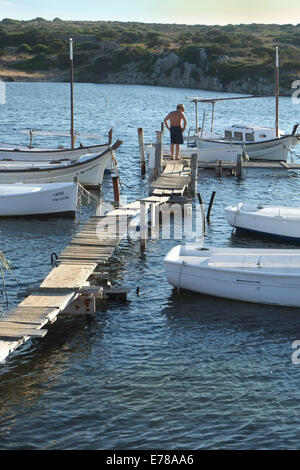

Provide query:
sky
left=0, top=0, right=299, bottom=25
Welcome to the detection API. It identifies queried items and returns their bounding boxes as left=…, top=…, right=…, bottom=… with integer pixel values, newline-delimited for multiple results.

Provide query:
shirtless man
left=163, top=104, right=188, bottom=160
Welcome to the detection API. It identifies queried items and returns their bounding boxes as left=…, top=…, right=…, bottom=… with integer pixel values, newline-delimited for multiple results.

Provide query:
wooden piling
left=197, top=192, right=206, bottom=236
left=108, top=127, right=113, bottom=145
left=112, top=176, right=120, bottom=207
left=206, top=191, right=216, bottom=222
left=138, top=127, right=146, bottom=176
left=218, top=160, right=222, bottom=178
left=190, top=153, right=198, bottom=196
left=236, top=154, right=243, bottom=178
left=140, top=200, right=147, bottom=252
left=154, top=130, right=163, bottom=179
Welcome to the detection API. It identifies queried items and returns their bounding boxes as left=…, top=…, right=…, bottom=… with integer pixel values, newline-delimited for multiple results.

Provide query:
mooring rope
left=0, top=250, right=20, bottom=305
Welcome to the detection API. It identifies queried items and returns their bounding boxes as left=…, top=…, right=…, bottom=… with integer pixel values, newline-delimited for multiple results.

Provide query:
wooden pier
left=0, top=193, right=175, bottom=362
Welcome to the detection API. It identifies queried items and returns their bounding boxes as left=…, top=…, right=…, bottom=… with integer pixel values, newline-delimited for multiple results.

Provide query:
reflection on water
left=0, top=83, right=300, bottom=449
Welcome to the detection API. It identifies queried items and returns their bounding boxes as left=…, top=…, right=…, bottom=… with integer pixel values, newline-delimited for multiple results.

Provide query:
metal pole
left=69, top=38, right=75, bottom=149
left=275, top=46, right=279, bottom=138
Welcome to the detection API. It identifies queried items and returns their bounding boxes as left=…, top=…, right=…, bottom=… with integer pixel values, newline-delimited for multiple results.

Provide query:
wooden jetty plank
left=19, top=292, right=76, bottom=309
left=0, top=327, right=47, bottom=339
left=40, top=263, right=97, bottom=289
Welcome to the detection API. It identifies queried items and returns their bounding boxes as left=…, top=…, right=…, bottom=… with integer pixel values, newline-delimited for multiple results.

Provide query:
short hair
left=177, top=104, right=185, bottom=111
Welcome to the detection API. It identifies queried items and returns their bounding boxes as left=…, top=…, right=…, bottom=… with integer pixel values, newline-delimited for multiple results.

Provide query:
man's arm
left=164, top=113, right=171, bottom=130
left=181, top=113, right=188, bottom=132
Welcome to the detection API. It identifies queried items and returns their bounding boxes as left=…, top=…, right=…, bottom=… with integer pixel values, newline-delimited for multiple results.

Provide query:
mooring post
left=140, top=200, right=147, bottom=253
left=108, top=127, right=113, bottom=145
left=206, top=191, right=216, bottom=222
left=154, top=130, right=163, bottom=179
left=197, top=192, right=206, bottom=236
left=190, top=153, right=198, bottom=196
left=138, top=127, right=146, bottom=176
left=112, top=176, right=120, bottom=207
left=218, top=160, right=222, bottom=178
left=236, top=153, right=243, bottom=178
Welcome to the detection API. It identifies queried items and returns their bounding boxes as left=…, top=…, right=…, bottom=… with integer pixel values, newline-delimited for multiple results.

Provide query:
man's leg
left=175, top=144, right=180, bottom=159
left=171, top=143, right=175, bottom=159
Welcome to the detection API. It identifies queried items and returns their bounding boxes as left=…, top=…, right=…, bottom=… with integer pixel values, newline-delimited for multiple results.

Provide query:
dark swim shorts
left=170, top=126, right=183, bottom=144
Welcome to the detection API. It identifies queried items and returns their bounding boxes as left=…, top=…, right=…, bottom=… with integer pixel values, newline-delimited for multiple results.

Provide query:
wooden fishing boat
left=145, top=143, right=239, bottom=163
left=0, top=141, right=121, bottom=189
left=185, top=50, right=300, bottom=162
left=164, top=244, right=300, bottom=306
left=225, top=203, right=300, bottom=242
left=188, top=124, right=299, bottom=162
left=0, top=182, right=78, bottom=217
left=0, top=128, right=113, bottom=162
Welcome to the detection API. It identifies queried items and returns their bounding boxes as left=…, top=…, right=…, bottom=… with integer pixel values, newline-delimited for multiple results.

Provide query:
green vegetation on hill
left=0, top=18, right=299, bottom=91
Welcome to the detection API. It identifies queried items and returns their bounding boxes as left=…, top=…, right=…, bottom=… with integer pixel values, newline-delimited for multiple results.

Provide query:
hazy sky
left=0, top=0, right=299, bottom=25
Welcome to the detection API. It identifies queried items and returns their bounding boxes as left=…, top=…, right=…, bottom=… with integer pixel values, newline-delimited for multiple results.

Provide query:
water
left=0, top=82, right=300, bottom=450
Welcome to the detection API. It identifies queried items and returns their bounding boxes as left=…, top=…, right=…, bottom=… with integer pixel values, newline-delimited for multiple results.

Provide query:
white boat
left=0, top=128, right=114, bottom=162
left=145, top=143, right=239, bottom=163
left=0, top=182, right=78, bottom=217
left=164, top=244, right=300, bottom=307
left=225, top=202, right=300, bottom=242
left=0, top=142, right=121, bottom=189
left=188, top=124, right=299, bottom=162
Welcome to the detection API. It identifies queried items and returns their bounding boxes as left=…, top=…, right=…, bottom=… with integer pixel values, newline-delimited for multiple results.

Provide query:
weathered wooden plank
left=41, top=264, right=97, bottom=289
left=0, top=327, right=47, bottom=338
left=19, top=293, right=75, bottom=308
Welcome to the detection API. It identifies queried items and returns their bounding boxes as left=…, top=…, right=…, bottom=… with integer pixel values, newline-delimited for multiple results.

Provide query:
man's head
left=177, top=104, right=185, bottom=112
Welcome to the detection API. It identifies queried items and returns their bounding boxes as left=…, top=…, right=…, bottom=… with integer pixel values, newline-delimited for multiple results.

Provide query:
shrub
left=18, top=43, right=32, bottom=53
left=32, top=44, right=50, bottom=54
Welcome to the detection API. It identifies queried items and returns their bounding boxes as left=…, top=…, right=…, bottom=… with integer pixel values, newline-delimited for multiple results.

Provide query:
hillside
left=0, top=18, right=299, bottom=94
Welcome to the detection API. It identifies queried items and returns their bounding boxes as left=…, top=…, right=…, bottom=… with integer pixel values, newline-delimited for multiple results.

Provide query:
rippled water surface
left=1, top=82, right=300, bottom=450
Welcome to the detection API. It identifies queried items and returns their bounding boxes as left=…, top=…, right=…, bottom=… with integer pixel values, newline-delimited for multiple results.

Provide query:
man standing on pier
left=163, top=104, right=188, bottom=160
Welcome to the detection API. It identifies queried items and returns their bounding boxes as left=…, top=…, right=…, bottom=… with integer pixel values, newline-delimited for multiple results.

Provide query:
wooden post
left=29, top=129, right=33, bottom=148
left=112, top=176, right=120, bottom=206
left=140, top=200, right=147, bottom=253
left=275, top=46, right=279, bottom=138
left=211, top=101, right=215, bottom=133
left=108, top=127, right=113, bottom=145
left=154, top=130, right=163, bottom=178
left=206, top=191, right=216, bottom=222
left=69, top=38, right=75, bottom=149
left=218, top=160, right=222, bottom=178
left=138, top=128, right=146, bottom=175
left=190, top=153, right=198, bottom=196
left=236, top=154, right=243, bottom=178
left=197, top=192, right=206, bottom=236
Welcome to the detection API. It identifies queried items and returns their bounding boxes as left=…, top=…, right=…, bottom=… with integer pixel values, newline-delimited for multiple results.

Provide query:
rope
left=0, top=250, right=20, bottom=305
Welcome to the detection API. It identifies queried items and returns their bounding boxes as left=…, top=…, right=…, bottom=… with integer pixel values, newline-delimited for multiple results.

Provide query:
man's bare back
left=164, top=110, right=187, bottom=129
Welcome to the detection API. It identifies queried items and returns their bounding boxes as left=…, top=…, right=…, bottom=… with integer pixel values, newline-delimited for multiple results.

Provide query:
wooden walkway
left=149, top=154, right=197, bottom=199
left=0, top=196, right=170, bottom=362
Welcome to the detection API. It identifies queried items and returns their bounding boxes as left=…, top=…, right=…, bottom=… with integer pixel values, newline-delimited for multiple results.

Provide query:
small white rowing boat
left=0, top=141, right=121, bottom=190
left=0, top=182, right=78, bottom=217
left=164, top=244, right=300, bottom=306
left=225, top=203, right=300, bottom=242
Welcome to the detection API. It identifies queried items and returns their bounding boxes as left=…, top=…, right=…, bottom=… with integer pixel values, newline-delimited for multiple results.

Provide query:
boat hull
left=0, top=182, right=78, bottom=217
left=198, top=135, right=299, bottom=161
left=164, top=245, right=300, bottom=307
left=145, top=144, right=238, bottom=163
left=0, top=143, right=110, bottom=162
left=225, top=204, right=300, bottom=242
left=0, top=147, right=113, bottom=189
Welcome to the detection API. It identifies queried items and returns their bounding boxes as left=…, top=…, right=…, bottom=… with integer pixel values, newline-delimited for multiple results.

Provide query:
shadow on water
left=162, top=286, right=300, bottom=341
